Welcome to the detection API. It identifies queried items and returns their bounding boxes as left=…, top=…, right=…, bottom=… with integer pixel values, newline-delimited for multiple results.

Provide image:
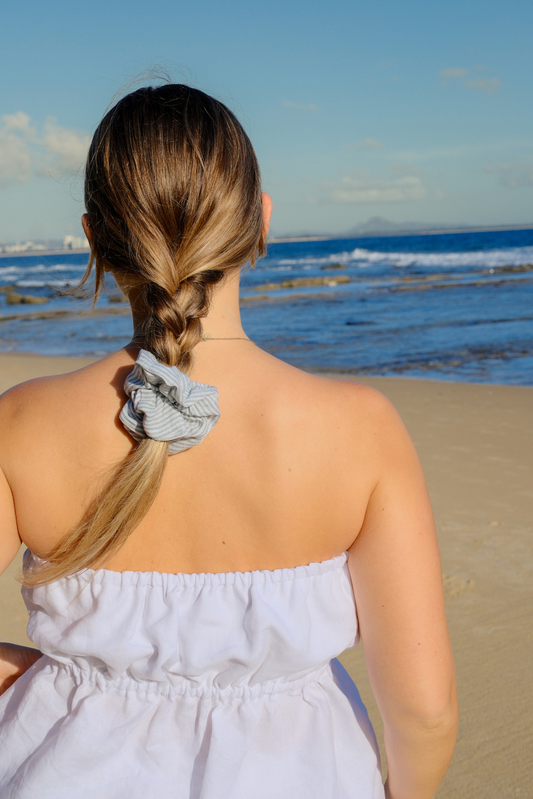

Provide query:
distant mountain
left=270, top=217, right=533, bottom=242
left=344, top=217, right=453, bottom=236
left=269, top=218, right=455, bottom=242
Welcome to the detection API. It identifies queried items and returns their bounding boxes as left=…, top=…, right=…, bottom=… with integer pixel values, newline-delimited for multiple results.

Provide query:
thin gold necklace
left=127, top=333, right=253, bottom=346
left=201, top=333, right=253, bottom=342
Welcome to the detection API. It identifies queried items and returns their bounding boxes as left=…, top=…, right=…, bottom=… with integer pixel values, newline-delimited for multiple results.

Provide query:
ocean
left=1, top=228, right=532, bottom=385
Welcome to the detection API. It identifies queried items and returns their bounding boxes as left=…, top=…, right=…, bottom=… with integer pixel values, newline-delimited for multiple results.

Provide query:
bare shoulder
left=0, top=364, right=88, bottom=424
left=0, top=373, right=61, bottom=425
left=250, top=350, right=411, bottom=477
left=267, top=354, right=403, bottom=436
left=0, top=352, right=130, bottom=452
left=0, top=375, right=67, bottom=476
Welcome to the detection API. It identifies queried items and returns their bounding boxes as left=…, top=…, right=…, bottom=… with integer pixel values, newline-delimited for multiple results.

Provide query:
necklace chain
left=201, top=334, right=252, bottom=341
left=128, top=334, right=253, bottom=346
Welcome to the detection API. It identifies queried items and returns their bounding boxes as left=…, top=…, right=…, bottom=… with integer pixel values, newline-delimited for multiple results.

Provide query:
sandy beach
left=0, top=353, right=531, bottom=798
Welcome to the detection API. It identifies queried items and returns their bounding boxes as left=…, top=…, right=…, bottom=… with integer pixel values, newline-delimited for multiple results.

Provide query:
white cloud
left=0, top=129, right=32, bottom=186
left=465, top=77, right=502, bottom=96
left=322, top=170, right=426, bottom=204
left=484, top=162, right=533, bottom=187
left=390, top=138, right=533, bottom=162
left=389, top=162, right=424, bottom=177
left=37, top=117, right=91, bottom=175
left=439, top=68, right=468, bottom=79
left=283, top=99, right=318, bottom=112
left=2, top=111, right=34, bottom=134
left=357, top=139, right=382, bottom=149
left=439, top=67, right=502, bottom=96
left=0, top=113, right=34, bottom=186
left=391, top=144, right=473, bottom=161
left=0, top=111, right=90, bottom=187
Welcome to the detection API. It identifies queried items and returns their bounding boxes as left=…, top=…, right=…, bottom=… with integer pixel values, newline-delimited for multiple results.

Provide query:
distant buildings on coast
left=0, top=235, right=90, bottom=254
left=62, top=235, right=90, bottom=250
left=0, top=241, right=47, bottom=254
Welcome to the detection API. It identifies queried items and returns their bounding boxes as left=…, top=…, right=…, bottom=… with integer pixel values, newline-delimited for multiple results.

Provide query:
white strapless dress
left=0, top=551, right=384, bottom=798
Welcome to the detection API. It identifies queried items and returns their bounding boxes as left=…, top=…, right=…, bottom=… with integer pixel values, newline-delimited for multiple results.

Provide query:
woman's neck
left=125, top=270, right=247, bottom=346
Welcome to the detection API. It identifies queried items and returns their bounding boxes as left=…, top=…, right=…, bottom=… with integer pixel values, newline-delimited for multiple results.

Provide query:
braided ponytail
left=24, top=85, right=265, bottom=586
left=142, top=269, right=225, bottom=372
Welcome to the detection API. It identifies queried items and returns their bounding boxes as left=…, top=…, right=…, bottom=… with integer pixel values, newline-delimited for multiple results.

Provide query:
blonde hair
left=24, top=85, right=265, bottom=586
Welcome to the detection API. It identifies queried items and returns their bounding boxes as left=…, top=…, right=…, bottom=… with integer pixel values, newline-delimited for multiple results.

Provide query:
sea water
left=1, top=228, right=532, bottom=385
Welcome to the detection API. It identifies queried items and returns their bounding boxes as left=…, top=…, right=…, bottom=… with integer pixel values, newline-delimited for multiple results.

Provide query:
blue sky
left=1, top=0, right=532, bottom=241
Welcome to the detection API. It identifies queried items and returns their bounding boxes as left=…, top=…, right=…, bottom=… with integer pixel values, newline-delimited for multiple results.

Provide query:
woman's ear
left=261, top=192, right=273, bottom=239
left=81, top=213, right=92, bottom=247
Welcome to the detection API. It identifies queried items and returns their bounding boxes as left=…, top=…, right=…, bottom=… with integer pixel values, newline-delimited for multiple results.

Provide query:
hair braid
left=142, top=268, right=225, bottom=371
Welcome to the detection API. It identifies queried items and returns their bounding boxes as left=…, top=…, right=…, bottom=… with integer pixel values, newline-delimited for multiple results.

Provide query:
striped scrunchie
left=119, top=349, right=220, bottom=454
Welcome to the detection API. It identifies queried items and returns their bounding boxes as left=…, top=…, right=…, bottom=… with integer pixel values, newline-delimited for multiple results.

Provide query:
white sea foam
left=15, top=280, right=76, bottom=288
left=276, top=250, right=355, bottom=268
left=346, top=246, right=533, bottom=269
left=0, top=263, right=85, bottom=277
left=268, top=245, right=533, bottom=271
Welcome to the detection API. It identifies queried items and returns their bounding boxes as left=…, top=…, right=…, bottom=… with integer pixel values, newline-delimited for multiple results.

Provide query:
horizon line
left=269, top=222, right=533, bottom=243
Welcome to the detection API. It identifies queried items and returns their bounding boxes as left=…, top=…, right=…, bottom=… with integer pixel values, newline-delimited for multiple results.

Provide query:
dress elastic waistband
left=46, top=657, right=334, bottom=701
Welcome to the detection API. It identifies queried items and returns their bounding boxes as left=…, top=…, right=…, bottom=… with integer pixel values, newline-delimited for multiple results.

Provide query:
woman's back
left=1, top=342, right=382, bottom=575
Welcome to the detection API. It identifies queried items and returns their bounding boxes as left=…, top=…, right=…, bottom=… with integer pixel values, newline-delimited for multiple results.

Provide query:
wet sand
left=0, top=353, right=531, bottom=798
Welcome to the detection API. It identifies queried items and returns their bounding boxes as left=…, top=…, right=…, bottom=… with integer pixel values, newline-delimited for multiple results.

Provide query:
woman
left=0, top=84, right=457, bottom=798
